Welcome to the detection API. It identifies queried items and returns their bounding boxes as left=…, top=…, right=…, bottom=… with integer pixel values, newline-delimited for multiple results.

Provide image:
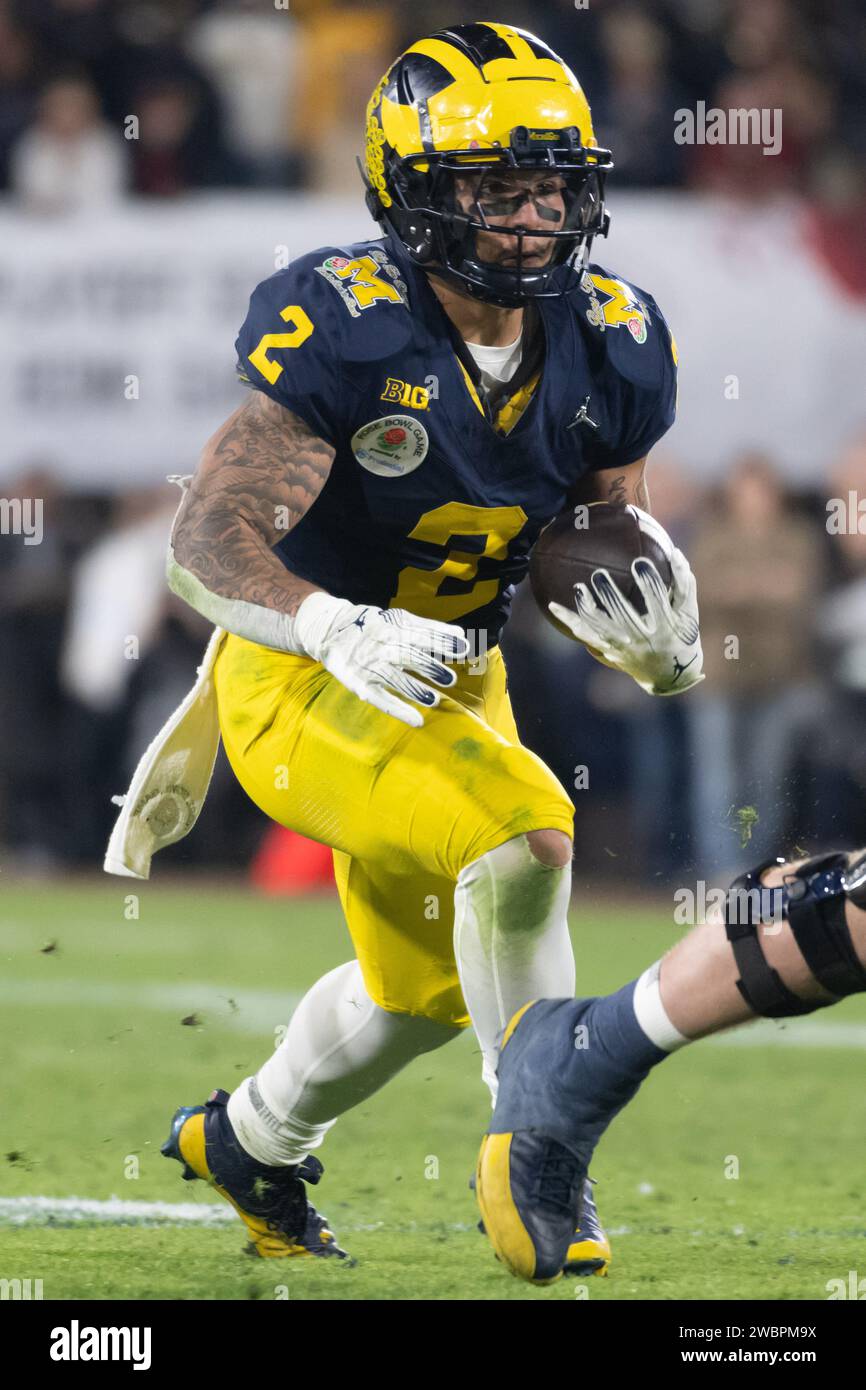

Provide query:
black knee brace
left=725, top=853, right=866, bottom=1018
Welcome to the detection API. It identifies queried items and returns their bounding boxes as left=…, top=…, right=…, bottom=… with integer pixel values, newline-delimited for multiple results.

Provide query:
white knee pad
left=454, top=834, right=575, bottom=1100
left=455, top=834, right=573, bottom=960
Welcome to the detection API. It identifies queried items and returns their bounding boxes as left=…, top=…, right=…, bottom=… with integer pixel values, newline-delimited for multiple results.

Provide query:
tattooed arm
left=167, top=391, right=335, bottom=646
left=567, top=455, right=651, bottom=511
left=168, top=391, right=468, bottom=725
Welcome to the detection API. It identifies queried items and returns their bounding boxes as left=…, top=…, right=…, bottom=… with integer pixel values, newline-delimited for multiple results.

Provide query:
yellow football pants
left=213, top=634, right=574, bottom=1027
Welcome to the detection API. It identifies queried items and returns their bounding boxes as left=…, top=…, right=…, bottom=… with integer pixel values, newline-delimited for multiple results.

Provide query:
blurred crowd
left=2, top=442, right=866, bottom=887
left=0, top=0, right=864, bottom=212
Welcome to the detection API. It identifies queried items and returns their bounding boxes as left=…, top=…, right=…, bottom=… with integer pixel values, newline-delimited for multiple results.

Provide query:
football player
left=477, top=848, right=866, bottom=1282
left=157, top=23, right=702, bottom=1268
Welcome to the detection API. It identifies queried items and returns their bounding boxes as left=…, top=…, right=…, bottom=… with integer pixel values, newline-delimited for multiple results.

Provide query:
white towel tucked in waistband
left=103, top=627, right=227, bottom=880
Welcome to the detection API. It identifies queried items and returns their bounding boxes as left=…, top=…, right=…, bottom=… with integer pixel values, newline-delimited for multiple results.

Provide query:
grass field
left=2, top=878, right=865, bottom=1302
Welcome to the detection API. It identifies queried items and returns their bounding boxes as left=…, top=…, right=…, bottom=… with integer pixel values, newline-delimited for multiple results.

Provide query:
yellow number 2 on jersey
left=248, top=304, right=315, bottom=386
left=393, top=502, right=528, bottom=623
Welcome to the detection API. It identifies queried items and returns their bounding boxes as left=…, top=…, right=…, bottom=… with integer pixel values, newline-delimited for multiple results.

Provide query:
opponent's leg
left=227, top=960, right=458, bottom=1166
left=478, top=850, right=866, bottom=1282
left=656, top=854, right=856, bottom=1036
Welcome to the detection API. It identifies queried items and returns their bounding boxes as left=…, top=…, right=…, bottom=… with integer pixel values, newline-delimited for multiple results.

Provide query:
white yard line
left=0, top=1195, right=478, bottom=1233
left=0, top=1195, right=236, bottom=1227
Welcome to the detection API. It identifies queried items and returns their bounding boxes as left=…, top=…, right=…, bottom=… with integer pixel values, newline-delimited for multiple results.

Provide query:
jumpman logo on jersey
left=567, top=396, right=598, bottom=431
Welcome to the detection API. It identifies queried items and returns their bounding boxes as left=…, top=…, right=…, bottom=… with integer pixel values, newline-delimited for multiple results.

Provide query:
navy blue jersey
left=235, top=235, right=677, bottom=649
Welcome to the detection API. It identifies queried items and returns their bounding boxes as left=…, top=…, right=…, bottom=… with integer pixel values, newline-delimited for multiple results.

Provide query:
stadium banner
left=0, top=193, right=864, bottom=488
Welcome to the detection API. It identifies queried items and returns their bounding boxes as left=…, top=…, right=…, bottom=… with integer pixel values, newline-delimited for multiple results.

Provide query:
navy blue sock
left=490, top=981, right=671, bottom=1162
left=583, top=979, right=670, bottom=1078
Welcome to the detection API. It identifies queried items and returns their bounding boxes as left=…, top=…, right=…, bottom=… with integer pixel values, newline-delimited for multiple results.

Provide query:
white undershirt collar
left=464, top=330, right=524, bottom=393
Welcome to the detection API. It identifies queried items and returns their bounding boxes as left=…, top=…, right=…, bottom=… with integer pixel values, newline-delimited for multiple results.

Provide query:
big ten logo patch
left=381, top=377, right=431, bottom=411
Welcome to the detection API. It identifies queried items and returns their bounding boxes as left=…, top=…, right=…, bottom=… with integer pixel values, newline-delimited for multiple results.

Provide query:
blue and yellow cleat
left=472, top=1171, right=610, bottom=1277
left=161, top=1088, right=350, bottom=1261
left=564, top=1178, right=611, bottom=1277
left=476, top=1129, right=589, bottom=1284
left=478, top=981, right=672, bottom=1283
left=475, top=998, right=611, bottom=1284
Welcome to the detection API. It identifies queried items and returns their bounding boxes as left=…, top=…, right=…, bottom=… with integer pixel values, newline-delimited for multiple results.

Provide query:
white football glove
left=294, top=592, right=469, bottom=727
left=549, top=546, right=704, bottom=696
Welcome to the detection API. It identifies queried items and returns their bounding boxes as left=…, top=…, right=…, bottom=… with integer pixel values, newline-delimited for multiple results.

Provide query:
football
left=529, top=502, right=674, bottom=639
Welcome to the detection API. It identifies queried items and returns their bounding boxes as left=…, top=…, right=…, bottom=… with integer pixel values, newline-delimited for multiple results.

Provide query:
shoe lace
left=533, top=1141, right=582, bottom=1215
left=260, top=1157, right=323, bottom=1238
left=257, top=1183, right=304, bottom=1238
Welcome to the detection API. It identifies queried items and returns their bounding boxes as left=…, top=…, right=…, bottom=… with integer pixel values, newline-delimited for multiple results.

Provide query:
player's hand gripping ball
left=530, top=503, right=704, bottom=696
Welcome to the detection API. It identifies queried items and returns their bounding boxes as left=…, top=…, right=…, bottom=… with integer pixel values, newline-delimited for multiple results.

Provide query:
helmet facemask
left=373, top=127, right=612, bottom=308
